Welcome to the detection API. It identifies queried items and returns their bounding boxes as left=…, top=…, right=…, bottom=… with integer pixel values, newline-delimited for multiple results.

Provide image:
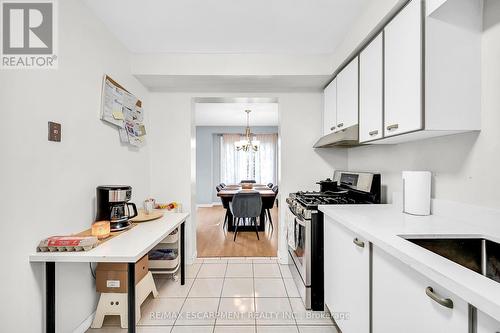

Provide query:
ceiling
left=83, top=0, right=368, bottom=54
left=195, top=102, right=278, bottom=126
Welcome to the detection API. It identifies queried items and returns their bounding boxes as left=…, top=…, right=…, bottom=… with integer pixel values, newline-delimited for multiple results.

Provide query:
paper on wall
left=122, top=90, right=137, bottom=117
left=119, top=128, right=129, bottom=143
left=101, top=79, right=125, bottom=127
left=129, top=135, right=145, bottom=147
left=101, top=75, right=146, bottom=147
left=112, top=111, right=124, bottom=120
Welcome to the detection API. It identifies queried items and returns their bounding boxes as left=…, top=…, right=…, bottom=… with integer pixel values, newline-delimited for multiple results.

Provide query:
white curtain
left=254, top=134, right=278, bottom=185
left=220, top=133, right=277, bottom=185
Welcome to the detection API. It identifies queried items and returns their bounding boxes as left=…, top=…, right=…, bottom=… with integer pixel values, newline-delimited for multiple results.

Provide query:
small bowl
left=241, top=183, right=253, bottom=190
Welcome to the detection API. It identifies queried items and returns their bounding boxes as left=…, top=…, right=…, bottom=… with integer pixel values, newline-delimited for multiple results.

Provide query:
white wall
left=0, top=1, right=150, bottom=332
left=148, top=92, right=347, bottom=262
left=329, top=0, right=405, bottom=73
left=346, top=0, right=500, bottom=209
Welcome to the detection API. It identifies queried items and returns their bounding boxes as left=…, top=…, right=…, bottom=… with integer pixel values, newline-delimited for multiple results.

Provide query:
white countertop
left=319, top=204, right=500, bottom=322
left=29, top=212, right=189, bottom=263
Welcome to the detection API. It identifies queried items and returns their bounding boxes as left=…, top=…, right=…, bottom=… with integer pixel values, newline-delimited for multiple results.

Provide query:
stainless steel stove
left=286, top=171, right=381, bottom=310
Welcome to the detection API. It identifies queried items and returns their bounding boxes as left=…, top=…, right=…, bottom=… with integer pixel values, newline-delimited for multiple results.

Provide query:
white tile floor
left=87, top=257, right=338, bottom=333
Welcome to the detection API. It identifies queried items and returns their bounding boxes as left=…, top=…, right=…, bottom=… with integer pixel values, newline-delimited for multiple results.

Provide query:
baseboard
left=191, top=251, right=198, bottom=264
left=73, top=311, right=95, bottom=333
left=197, top=202, right=222, bottom=208
left=197, top=203, right=213, bottom=208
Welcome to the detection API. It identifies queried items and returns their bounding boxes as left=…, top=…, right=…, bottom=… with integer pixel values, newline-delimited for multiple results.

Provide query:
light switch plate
left=48, top=122, right=61, bottom=142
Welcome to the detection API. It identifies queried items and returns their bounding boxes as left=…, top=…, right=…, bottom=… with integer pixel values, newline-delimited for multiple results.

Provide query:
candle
left=92, top=221, right=110, bottom=239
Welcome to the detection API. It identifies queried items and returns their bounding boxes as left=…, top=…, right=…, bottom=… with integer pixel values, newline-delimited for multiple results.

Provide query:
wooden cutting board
left=131, top=209, right=164, bottom=222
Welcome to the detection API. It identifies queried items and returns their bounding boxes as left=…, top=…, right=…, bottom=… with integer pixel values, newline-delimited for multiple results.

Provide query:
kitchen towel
left=402, top=171, right=432, bottom=216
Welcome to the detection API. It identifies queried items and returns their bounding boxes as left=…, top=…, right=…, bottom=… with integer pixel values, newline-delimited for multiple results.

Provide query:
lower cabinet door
left=324, top=216, right=370, bottom=333
left=477, top=310, right=500, bottom=333
left=372, top=246, right=469, bottom=333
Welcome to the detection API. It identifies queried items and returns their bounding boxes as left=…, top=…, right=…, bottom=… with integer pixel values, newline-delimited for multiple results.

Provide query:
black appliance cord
left=89, top=262, right=96, bottom=279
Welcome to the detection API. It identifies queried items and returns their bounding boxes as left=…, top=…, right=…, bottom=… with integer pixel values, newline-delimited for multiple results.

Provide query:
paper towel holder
left=402, top=171, right=432, bottom=216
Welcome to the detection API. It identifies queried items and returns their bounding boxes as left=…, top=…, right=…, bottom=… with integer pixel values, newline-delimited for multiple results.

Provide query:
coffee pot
left=96, top=185, right=138, bottom=231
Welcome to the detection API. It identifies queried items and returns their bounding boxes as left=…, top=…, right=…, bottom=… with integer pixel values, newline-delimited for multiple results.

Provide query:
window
left=220, top=133, right=277, bottom=185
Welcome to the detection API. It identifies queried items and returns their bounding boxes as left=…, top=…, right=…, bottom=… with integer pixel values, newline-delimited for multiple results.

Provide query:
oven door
left=288, top=213, right=311, bottom=286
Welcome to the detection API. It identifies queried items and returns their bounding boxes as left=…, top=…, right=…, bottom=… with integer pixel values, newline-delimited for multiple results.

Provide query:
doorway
left=193, top=97, right=280, bottom=258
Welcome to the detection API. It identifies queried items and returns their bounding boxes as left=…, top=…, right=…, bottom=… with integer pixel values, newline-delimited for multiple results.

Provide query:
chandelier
left=235, top=110, right=260, bottom=152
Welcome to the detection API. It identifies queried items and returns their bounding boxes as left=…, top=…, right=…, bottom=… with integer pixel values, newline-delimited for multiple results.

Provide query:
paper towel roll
left=402, top=171, right=431, bottom=216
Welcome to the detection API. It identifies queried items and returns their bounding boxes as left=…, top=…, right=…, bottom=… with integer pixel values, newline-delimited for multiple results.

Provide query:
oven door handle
left=294, top=216, right=307, bottom=227
left=287, top=203, right=309, bottom=225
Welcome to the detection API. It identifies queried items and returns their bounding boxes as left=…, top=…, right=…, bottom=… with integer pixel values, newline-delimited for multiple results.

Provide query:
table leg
left=46, top=262, right=55, bottom=333
left=180, top=222, right=185, bottom=285
left=128, top=263, right=136, bottom=333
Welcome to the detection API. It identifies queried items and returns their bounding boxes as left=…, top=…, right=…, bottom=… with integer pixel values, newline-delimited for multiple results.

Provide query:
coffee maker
left=96, top=185, right=138, bottom=231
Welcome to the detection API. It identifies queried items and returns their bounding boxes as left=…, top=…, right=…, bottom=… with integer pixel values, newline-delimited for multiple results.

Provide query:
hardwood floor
left=196, top=205, right=278, bottom=257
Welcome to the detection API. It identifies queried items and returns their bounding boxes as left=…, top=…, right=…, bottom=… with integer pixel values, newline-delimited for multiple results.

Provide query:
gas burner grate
left=297, top=190, right=349, bottom=197
left=321, top=196, right=358, bottom=204
left=292, top=191, right=363, bottom=207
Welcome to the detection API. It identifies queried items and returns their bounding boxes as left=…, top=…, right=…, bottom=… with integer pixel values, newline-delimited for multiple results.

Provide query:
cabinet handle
left=330, top=126, right=336, bottom=131
left=386, top=124, right=399, bottom=131
left=425, top=287, right=454, bottom=309
left=369, top=130, right=379, bottom=136
left=337, top=123, right=344, bottom=128
left=353, top=238, right=365, bottom=248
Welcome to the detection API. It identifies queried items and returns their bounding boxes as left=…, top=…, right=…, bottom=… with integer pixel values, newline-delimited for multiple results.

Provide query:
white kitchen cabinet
left=372, top=0, right=482, bottom=144
left=359, top=33, right=383, bottom=143
left=335, top=57, right=358, bottom=132
left=477, top=310, right=500, bottom=333
left=383, top=0, right=423, bottom=137
left=315, top=0, right=481, bottom=146
left=372, top=246, right=469, bottom=333
left=324, top=215, right=369, bottom=333
left=323, top=78, right=337, bottom=135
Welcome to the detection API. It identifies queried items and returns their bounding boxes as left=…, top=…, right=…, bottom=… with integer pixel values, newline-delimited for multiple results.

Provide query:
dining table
left=217, top=184, right=275, bottom=232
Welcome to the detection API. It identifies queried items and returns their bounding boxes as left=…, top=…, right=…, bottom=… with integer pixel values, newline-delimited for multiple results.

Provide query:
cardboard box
left=96, top=255, right=148, bottom=293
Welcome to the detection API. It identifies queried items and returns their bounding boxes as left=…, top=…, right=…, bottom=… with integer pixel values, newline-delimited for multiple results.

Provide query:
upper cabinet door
left=336, top=57, right=359, bottom=131
left=359, top=33, right=383, bottom=143
left=384, top=0, right=423, bottom=137
left=323, top=78, right=337, bottom=135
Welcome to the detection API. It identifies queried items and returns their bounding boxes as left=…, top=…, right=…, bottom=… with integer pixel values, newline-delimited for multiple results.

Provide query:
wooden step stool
left=91, top=271, right=158, bottom=328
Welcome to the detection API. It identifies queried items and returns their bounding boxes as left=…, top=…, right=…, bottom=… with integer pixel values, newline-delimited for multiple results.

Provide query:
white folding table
left=29, top=212, right=189, bottom=333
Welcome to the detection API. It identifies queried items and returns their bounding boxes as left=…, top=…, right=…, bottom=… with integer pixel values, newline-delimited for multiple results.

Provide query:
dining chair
left=216, top=185, right=230, bottom=230
left=262, top=192, right=276, bottom=231
left=267, top=183, right=273, bottom=188
left=220, top=183, right=226, bottom=188
left=230, top=191, right=262, bottom=241
left=272, top=185, right=279, bottom=207
left=240, top=180, right=256, bottom=184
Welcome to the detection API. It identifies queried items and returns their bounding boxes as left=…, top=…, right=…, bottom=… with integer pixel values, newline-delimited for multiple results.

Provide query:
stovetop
left=286, top=172, right=381, bottom=219
left=287, top=188, right=376, bottom=211
left=293, top=188, right=364, bottom=204
left=293, top=191, right=357, bottom=207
